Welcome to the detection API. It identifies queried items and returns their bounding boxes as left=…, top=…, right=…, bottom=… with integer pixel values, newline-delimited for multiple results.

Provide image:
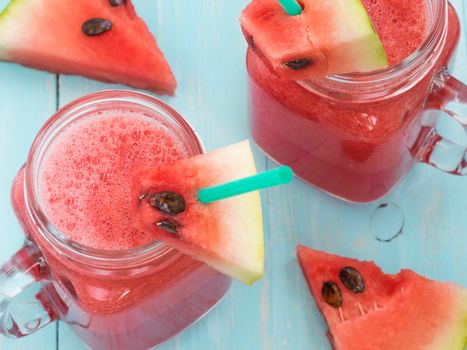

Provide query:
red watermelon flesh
left=240, top=0, right=328, bottom=81
left=297, top=246, right=467, bottom=350
left=132, top=141, right=264, bottom=285
left=0, top=0, right=176, bottom=94
left=240, top=0, right=388, bottom=80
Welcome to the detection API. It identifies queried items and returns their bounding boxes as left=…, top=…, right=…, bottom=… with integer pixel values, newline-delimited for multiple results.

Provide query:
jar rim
left=299, top=0, right=448, bottom=100
left=24, top=90, right=204, bottom=268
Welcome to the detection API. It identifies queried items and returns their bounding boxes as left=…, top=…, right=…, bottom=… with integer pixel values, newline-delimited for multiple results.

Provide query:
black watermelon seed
left=284, top=59, right=312, bottom=70
left=109, top=0, right=126, bottom=6
left=82, top=18, right=112, bottom=36
left=249, top=35, right=256, bottom=49
left=321, top=281, right=342, bottom=308
left=340, top=267, right=365, bottom=294
left=150, top=192, right=186, bottom=216
left=156, top=220, right=180, bottom=235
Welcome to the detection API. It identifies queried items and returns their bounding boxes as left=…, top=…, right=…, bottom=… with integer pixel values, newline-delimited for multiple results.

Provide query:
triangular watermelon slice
left=132, top=141, right=264, bottom=285
left=297, top=246, right=467, bottom=350
left=240, top=0, right=388, bottom=80
left=0, top=0, right=176, bottom=94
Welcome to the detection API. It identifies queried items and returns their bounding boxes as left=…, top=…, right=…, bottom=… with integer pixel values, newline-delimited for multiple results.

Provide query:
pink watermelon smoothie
left=12, top=105, right=231, bottom=349
left=248, top=1, right=461, bottom=202
left=361, top=0, right=429, bottom=66
left=39, top=111, right=189, bottom=250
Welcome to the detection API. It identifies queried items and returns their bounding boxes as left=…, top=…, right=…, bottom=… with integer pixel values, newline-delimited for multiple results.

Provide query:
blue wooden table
left=0, top=1, right=465, bottom=349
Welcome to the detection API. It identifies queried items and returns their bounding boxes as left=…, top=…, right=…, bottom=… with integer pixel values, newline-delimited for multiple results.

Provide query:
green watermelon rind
left=0, top=0, right=33, bottom=55
left=435, top=292, right=467, bottom=350
left=0, top=1, right=13, bottom=55
left=351, top=0, right=388, bottom=69
left=307, top=0, right=388, bottom=74
left=0, top=0, right=17, bottom=21
left=353, top=0, right=388, bottom=68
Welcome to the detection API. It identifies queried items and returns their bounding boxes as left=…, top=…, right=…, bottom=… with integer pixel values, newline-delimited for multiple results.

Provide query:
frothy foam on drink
left=40, top=111, right=189, bottom=250
left=362, top=0, right=430, bottom=65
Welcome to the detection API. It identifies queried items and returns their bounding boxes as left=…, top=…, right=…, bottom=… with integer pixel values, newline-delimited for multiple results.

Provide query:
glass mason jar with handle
left=248, top=0, right=466, bottom=203
left=1, top=91, right=231, bottom=350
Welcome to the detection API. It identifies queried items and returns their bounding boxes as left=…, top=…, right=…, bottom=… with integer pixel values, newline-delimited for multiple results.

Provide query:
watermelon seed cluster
left=322, top=266, right=365, bottom=309
left=145, top=191, right=186, bottom=236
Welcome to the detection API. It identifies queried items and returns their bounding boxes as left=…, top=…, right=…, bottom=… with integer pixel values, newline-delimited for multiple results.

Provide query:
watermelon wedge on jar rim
left=132, top=141, right=265, bottom=285
left=0, top=0, right=176, bottom=94
left=240, top=0, right=388, bottom=80
left=297, top=246, right=467, bottom=350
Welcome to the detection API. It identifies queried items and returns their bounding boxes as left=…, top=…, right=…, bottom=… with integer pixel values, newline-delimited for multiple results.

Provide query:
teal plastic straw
left=278, top=0, right=302, bottom=15
left=198, top=166, right=294, bottom=204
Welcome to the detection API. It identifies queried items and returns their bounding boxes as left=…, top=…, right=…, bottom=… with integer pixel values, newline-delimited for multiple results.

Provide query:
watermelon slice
left=240, top=0, right=388, bottom=80
left=132, top=141, right=264, bottom=285
left=297, top=246, right=467, bottom=350
left=0, top=0, right=176, bottom=94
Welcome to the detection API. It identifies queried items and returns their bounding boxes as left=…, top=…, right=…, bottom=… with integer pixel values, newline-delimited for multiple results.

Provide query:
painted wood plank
left=0, top=68, right=59, bottom=350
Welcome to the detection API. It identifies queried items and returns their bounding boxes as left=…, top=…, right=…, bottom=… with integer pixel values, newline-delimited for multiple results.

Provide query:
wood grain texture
left=0, top=0, right=465, bottom=349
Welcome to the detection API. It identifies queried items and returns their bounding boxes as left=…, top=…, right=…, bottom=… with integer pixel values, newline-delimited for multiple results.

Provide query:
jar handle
left=0, top=240, right=57, bottom=338
left=417, top=68, right=467, bottom=174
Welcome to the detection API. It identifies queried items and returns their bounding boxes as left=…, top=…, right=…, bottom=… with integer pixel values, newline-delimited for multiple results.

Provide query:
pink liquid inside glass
left=12, top=108, right=231, bottom=349
left=362, top=0, right=429, bottom=66
left=39, top=110, right=189, bottom=250
left=248, top=1, right=461, bottom=202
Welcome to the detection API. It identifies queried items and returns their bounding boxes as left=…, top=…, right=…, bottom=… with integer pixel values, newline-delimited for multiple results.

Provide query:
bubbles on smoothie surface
left=361, top=0, right=430, bottom=65
left=39, top=111, right=189, bottom=250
